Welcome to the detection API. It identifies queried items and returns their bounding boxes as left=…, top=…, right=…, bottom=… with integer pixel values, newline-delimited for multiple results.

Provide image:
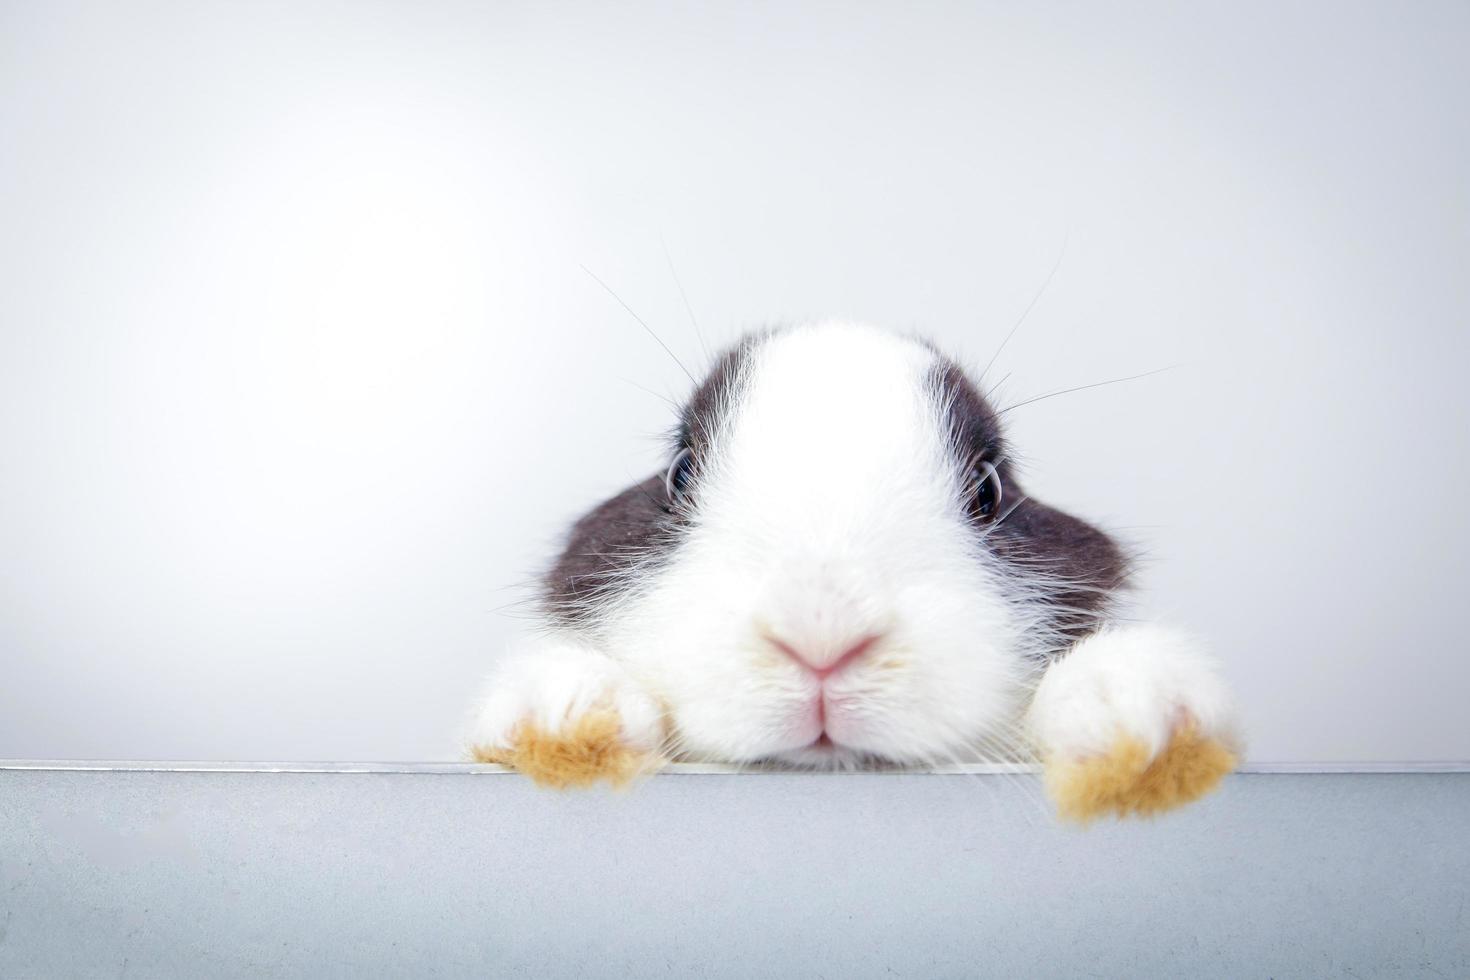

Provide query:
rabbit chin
left=760, top=732, right=992, bottom=770
left=717, top=708, right=1015, bottom=770
left=768, top=739, right=894, bottom=770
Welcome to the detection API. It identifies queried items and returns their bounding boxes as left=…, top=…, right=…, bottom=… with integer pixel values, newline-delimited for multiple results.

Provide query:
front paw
left=1026, top=624, right=1241, bottom=822
left=466, top=643, right=666, bottom=788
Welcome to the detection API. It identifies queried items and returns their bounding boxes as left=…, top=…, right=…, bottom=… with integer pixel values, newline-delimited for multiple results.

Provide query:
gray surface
left=1, top=769, right=1466, bottom=978
left=2, top=0, right=1470, bottom=765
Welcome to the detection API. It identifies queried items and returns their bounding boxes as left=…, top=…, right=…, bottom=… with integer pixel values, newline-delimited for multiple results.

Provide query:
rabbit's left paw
left=1027, top=624, right=1240, bottom=823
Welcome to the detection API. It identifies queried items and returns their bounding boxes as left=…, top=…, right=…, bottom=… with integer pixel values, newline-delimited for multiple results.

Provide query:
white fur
left=466, top=635, right=665, bottom=754
left=470, top=321, right=1236, bottom=771
left=597, top=322, right=1033, bottom=767
left=1025, top=623, right=1241, bottom=762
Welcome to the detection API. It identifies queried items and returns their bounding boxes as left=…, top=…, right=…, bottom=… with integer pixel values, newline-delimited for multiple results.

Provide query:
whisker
left=979, top=229, right=1069, bottom=386
left=620, top=377, right=680, bottom=410
left=998, top=365, right=1172, bottom=416
left=580, top=263, right=697, bottom=385
left=659, top=236, right=711, bottom=365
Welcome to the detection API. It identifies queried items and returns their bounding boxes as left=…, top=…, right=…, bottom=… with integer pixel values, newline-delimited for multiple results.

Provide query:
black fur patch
left=986, top=497, right=1131, bottom=644
left=931, top=357, right=1129, bottom=648
left=675, top=333, right=760, bottom=457
left=543, top=337, right=759, bottom=628
left=542, top=475, right=675, bottom=627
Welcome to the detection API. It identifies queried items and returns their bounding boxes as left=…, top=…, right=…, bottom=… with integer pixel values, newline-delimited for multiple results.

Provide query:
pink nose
left=770, top=634, right=880, bottom=679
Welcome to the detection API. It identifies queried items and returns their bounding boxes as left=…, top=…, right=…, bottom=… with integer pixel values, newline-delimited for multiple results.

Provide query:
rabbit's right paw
left=466, top=644, right=665, bottom=788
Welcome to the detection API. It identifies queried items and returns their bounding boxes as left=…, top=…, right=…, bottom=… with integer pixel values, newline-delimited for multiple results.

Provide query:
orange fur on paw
left=1045, top=724, right=1236, bottom=823
left=469, top=709, right=657, bottom=789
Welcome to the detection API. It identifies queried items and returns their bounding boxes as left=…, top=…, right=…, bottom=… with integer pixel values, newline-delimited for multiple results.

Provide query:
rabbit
left=466, top=320, right=1240, bottom=819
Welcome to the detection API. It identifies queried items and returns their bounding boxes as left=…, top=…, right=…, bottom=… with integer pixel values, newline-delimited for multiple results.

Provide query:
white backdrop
left=2, top=0, right=1466, bottom=762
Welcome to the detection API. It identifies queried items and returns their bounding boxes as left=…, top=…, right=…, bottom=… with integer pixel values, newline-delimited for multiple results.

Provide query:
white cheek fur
left=601, top=550, right=1038, bottom=765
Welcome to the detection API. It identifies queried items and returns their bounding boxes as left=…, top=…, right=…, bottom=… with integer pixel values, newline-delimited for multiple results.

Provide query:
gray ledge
left=1, top=766, right=1466, bottom=977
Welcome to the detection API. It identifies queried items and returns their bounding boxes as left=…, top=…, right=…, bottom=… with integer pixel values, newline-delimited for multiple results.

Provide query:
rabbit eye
left=664, top=447, right=695, bottom=507
left=967, top=459, right=1003, bottom=520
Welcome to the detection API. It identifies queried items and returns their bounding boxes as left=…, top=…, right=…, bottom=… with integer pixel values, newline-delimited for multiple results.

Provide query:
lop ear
left=987, top=495, right=1131, bottom=645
